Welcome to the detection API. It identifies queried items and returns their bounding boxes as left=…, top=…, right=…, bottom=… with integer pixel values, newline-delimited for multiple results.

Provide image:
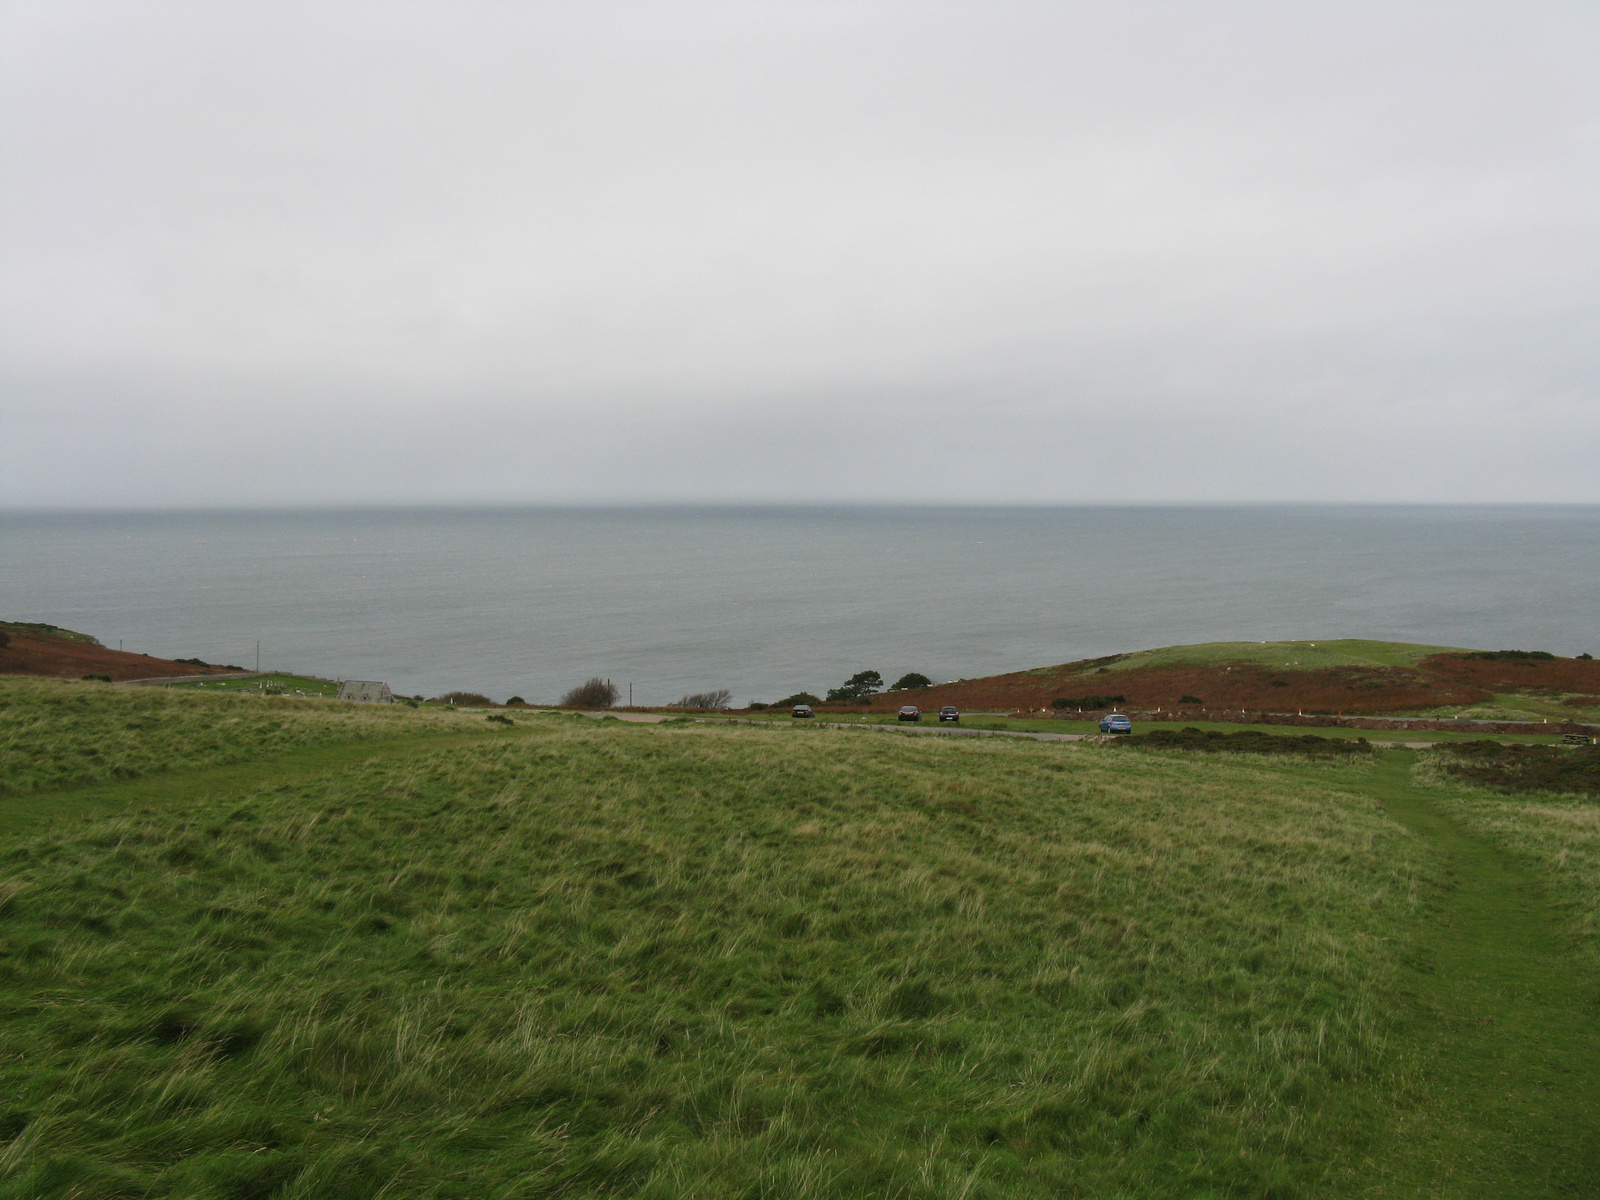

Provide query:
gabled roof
left=337, top=680, right=393, bottom=702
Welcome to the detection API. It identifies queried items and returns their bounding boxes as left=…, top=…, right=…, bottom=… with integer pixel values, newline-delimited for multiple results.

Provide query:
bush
left=505, top=696, right=526, bottom=706
left=1051, top=694, right=1125, bottom=711
left=80, top=674, right=112, bottom=683
left=890, top=673, right=933, bottom=691
left=436, top=692, right=494, bottom=707
left=746, top=702, right=769, bottom=711
left=1115, top=728, right=1376, bottom=758
left=774, top=693, right=822, bottom=708
left=561, top=678, right=619, bottom=708
left=676, top=689, right=732, bottom=710
left=1179, top=695, right=1204, bottom=705
left=1461, top=650, right=1556, bottom=663
left=1437, top=740, right=1600, bottom=795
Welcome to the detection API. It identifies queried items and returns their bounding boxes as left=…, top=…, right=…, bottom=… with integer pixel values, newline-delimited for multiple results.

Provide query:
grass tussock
left=0, top=676, right=477, bottom=794
left=0, top=718, right=1435, bottom=1198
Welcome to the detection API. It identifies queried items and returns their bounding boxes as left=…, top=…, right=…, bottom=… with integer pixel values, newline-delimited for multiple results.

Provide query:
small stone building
left=337, top=680, right=394, bottom=703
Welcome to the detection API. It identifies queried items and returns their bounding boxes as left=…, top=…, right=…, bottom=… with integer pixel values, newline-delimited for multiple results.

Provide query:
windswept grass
left=0, top=677, right=477, bottom=794
left=0, top=713, right=1439, bottom=1198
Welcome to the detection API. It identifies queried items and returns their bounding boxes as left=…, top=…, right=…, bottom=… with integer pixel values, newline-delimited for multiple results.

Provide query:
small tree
left=436, top=691, right=494, bottom=707
left=826, top=670, right=882, bottom=703
left=775, top=692, right=822, bottom=707
left=505, top=695, right=526, bottom=706
left=676, top=689, right=732, bottom=710
left=562, top=677, right=619, bottom=708
left=890, top=672, right=932, bottom=691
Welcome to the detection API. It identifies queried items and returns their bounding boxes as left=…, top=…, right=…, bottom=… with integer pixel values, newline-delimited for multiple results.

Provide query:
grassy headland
left=2, top=678, right=1597, bottom=1195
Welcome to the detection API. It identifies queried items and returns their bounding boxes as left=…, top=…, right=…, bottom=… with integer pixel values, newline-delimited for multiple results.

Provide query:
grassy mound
left=0, top=705, right=1435, bottom=1197
left=0, top=677, right=476, bottom=794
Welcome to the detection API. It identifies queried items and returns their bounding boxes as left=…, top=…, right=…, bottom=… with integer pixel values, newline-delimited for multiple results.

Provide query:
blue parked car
left=1099, top=712, right=1132, bottom=734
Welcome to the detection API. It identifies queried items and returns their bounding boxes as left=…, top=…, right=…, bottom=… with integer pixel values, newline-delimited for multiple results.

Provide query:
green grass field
left=165, top=675, right=341, bottom=698
left=1, top=678, right=1595, bottom=1197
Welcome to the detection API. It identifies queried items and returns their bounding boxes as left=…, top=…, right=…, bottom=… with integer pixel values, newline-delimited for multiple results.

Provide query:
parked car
left=938, top=705, right=961, bottom=722
left=792, top=703, right=814, bottom=718
left=1099, top=712, right=1132, bottom=734
left=898, top=705, right=921, bottom=722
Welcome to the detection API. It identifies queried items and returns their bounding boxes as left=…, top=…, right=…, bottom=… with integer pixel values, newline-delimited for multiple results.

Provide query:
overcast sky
left=3, top=0, right=1597, bottom=507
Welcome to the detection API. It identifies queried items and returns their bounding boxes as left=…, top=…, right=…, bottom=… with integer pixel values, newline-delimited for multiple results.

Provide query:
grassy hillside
left=2, top=681, right=1595, bottom=1197
left=1070, top=639, right=1472, bottom=674
left=0, top=677, right=476, bottom=794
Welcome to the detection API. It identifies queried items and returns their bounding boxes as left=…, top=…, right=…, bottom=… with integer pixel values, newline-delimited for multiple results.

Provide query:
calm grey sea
left=1, top=506, right=1596, bottom=705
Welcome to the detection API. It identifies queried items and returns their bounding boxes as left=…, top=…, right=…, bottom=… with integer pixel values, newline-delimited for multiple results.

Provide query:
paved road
left=543, top=709, right=1446, bottom=749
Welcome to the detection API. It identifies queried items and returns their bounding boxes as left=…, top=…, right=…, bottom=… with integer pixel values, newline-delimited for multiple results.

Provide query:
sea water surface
left=2, top=506, right=1596, bottom=704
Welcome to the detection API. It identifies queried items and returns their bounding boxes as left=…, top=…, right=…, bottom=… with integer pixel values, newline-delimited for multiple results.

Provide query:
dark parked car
left=898, top=705, right=921, bottom=722
left=1099, top=712, right=1132, bottom=734
left=792, top=704, right=814, bottom=718
left=938, top=706, right=960, bottom=722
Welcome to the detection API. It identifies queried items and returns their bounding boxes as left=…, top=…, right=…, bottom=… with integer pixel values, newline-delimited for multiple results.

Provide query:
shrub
left=436, top=692, right=494, bottom=707
left=505, top=696, right=526, bottom=706
left=1179, top=695, right=1204, bottom=705
left=1051, top=694, right=1124, bottom=711
left=890, top=673, right=933, bottom=691
left=1461, top=650, right=1556, bottom=663
left=80, top=674, right=112, bottom=683
left=561, top=678, right=619, bottom=708
left=746, top=702, right=769, bottom=711
left=676, top=689, right=733, bottom=710
left=774, top=693, right=822, bottom=708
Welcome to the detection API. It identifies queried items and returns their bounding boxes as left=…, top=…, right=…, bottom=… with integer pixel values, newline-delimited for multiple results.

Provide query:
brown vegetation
left=0, top=623, right=242, bottom=683
left=854, top=661, right=1493, bottom=716
left=1419, top=653, right=1600, bottom=697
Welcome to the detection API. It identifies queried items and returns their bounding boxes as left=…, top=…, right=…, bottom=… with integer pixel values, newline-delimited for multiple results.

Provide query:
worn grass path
left=1346, top=751, right=1600, bottom=1197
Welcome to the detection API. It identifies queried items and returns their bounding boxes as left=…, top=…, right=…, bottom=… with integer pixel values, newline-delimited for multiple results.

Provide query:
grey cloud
left=2, top=0, right=1597, bottom=506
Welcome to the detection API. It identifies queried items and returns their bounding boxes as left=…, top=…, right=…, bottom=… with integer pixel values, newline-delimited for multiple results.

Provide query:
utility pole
left=256, top=641, right=260, bottom=672
left=629, top=682, right=633, bottom=706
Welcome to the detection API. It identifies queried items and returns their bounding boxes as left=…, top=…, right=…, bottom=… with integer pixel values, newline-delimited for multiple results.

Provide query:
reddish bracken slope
left=851, top=652, right=1600, bottom=717
left=0, top=624, right=241, bottom=682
